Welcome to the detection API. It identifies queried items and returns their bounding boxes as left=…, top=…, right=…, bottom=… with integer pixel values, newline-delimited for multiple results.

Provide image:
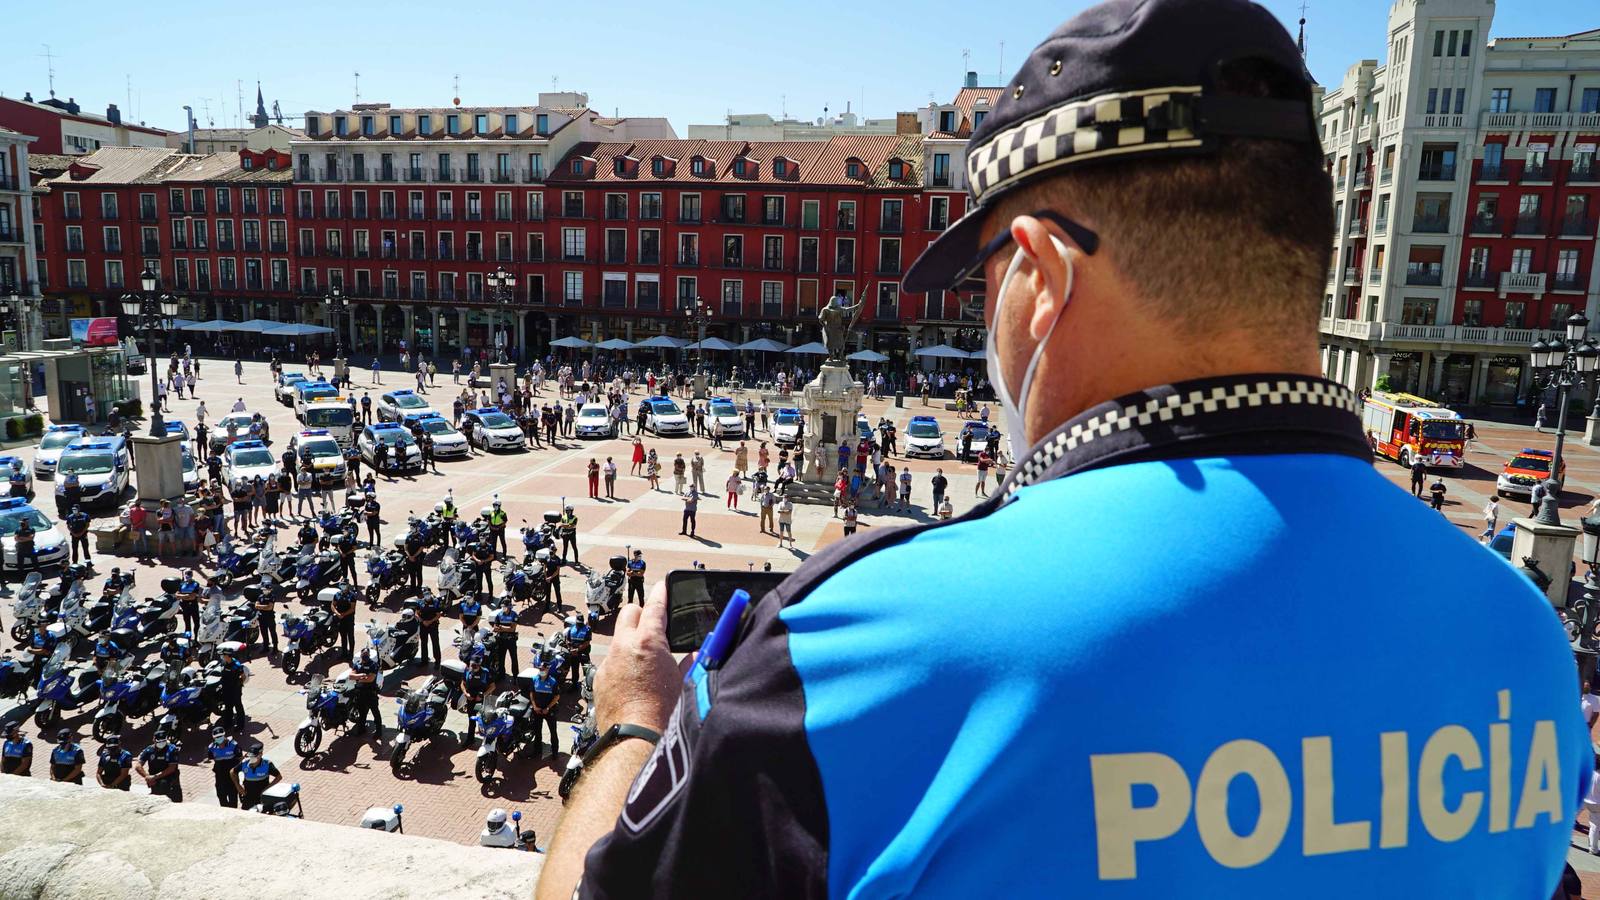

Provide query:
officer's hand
left=593, top=581, right=681, bottom=734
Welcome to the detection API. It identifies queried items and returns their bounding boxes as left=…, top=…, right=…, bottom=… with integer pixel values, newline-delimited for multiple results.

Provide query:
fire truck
left=1360, top=392, right=1467, bottom=468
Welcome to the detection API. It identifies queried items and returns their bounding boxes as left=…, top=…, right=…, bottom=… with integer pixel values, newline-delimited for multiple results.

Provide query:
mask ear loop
left=1013, top=235, right=1074, bottom=417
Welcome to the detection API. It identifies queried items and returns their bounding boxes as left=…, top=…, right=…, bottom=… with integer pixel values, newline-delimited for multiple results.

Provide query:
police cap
left=903, top=0, right=1318, bottom=293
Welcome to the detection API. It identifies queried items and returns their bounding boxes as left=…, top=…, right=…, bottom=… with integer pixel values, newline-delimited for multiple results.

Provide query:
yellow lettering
left=1378, top=731, right=1409, bottom=849
left=1513, top=720, right=1564, bottom=829
left=1302, top=736, right=1372, bottom=855
left=1195, top=739, right=1292, bottom=869
left=1418, top=725, right=1483, bottom=842
left=1090, top=752, right=1192, bottom=880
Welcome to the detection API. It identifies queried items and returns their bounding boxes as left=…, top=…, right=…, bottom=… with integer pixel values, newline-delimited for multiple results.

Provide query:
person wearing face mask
left=540, top=2, right=1592, bottom=898
left=137, top=730, right=183, bottom=802
left=233, top=743, right=282, bottom=812
left=206, top=726, right=242, bottom=807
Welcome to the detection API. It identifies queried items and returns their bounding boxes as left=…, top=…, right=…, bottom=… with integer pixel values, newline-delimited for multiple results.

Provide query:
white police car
left=404, top=413, right=470, bottom=458
left=211, top=412, right=261, bottom=453
left=286, top=429, right=350, bottom=484
left=904, top=415, right=947, bottom=459
left=645, top=398, right=690, bottom=436
left=771, top=408, right=803, bottom=448
left=707, top=397, right=744, bottom=439
left=461, top=408, right=526, bottom=452
left=575, top=403, right=616, bottom=439
left=856, top=413, right=874, bottom=442
left=0, top=498, right=67, bottom=572
left=221, top=439, right=281, bottom=488
left=275, top=372, right=309, bottom=405
left=0, top=456, right=33, bottom=499
left=32, top=424, right=86, bottom=479
left=181, top=448, right=202, bottom=493
left=54, top=436, right=130, bottom=511
left=161, top=420, right=195, bottom=454
left=359, top=422, right=423, bottom=471
left=377, top=389, right=437, bottom=423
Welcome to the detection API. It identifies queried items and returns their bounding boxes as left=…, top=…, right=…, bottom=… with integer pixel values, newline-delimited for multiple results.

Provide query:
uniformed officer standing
left=458, top=657, right=496, bottom=746
left=562, top=614, right=592, bottom=690
left=471, top=541, right=496, bottom=596
left=331, top=582, right=358, bottom=659
left=439, top=494, right=458, bottom=547
left=364, top=494, right=382, bottom=548
left=337, top=533, right=359, bottom=586
left=137, top=731, right=182, bottom=802
left=405, top=529, right=426, bottom=592
left=49, top=729, right=85, bottom=784
left=216, top=647, right=248, bottom=731
left=541, top=2, right=1595, bottom=897
left=625, top=550, right=646, bottom=606
left=458, top=592, right=484, bottom=635
left=13, top=516, right=35, bottom=583
left=175, top=570, right=201, bottom=636
left=349, top=647, right=384, bottom=737
left=232, top=743, right=281, bottom=811
left=416, top=587, right=443, bottom=668
left=558, top=504, right=578, bottom=563
left=487, top=500, right=509, bottom=557
left=1, top=724, right=32, bottom=776
left=253, top=585, right=279, bottom=654
left=530, top=664, right=560, bottom=756
left=95, top=734, right=133, bottom=791
left=491, top=603, right=519, bottom=677
left=206, top=727, right=242, bottom=807
left=65, top=505, right=91, bottom=564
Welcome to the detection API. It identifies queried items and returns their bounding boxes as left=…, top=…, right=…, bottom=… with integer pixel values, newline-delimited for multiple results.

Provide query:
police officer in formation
left=491, top=601, right=519, bottom=677
left=233, top=743, right=281, bottom=811
left=206, top=726, right=242, bottom=807
left=216, top=646, right=248, bottom=731
left=95, top=734, right=132, bottom=791
left=349, top=646, right=384, bottom=737
left=1, top=724, right=32, bottom=776
left=49, top=729, right=84, bottom=784
left=487, top=499, right=509, bottom=556
left=562, top=614, right=591, bottom=690
left=540, top=1, right=1596, bottom=897
left=331, top=581, right=358, bottom=659
left=459, top=656, right=497, bottom=747
left=137, top=730, right=182, bottom=802
left=439, top=493, right=458, bottom=547
left=416, top=587, right=443, bottom=668
left=529, top=664, right=560, bottom=756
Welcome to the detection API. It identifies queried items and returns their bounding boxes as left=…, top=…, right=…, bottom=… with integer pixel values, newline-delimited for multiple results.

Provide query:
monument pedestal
left=489, top=362, right=518, bottom=395
left=1511, top=514, right=1579, bottom=607
left=130, top=433, right=185, bottom=504
left=1585, top=416, right=1600, bottom=447
left=691, top=373, right=709, bottom=401
left=333, top=357, right=348, bottom=382
left=789, top=362, right=863, bottom=505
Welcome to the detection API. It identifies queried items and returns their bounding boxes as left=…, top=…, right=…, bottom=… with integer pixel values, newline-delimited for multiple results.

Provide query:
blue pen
left=691, top=588, right=749, bottom=677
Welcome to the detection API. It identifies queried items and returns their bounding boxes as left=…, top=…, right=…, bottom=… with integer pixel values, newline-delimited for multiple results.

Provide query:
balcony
left=298, top=244, right=315, bottom=257
left=563, top=203, right=585, bottom=218
left=836, top=260, right=856, bottom=274
left=765, top=257, right=784, bottom=272
left=494, top=209, right=514, bottom=222
left=407, top=286, right=430, bottom=301
left=1373, top=217, right=1388, bottom=234
left=217, top=239, right=235, bottom=251
left=244, top=239, right=262, bottom=252
left=436, top=248, right=454, bottom=261
left=836, top=217, right=857, bottom=232
left=0, top=174, right=18, bottom=191
left=324, top=246, right=342, bottom=258
left=1347, top=219, right=1366, bottom=237
left=640, top=252, right=660, bottom=266
left=382, top=285, right=400, bottom=299
left=878, top=262, right=904, bottom=276
left=463, top=169, right=484, bottom=184
left=1560, top=216, right=1594, bottom=237
left=321, top=168, right=340, bottom=183
left=436, top=170, right=455, bottom=183
left=1513, top=214, right=1544, bottom=235
left=269, top=204, right=284, bottom=216
left=350, top=169, right=369, bottom=183
left=1368, top=268, right=1382, bottom=284
left=63, top=209, right=82, bottom=221
left=1469, top=214, right=1502, bottom=235
left=408, top=209, right=426, bottom=221
left=437, top=210, right=455, bottom=221
left=270, top=241, right=287, bottom=253
left=1480, top=111, right=1600, bottom=132
left=1352, top=170, right=1372, bottom=189
left=1499, top=271, right=1547, bottom=295
left=522, top=168, right=544, bottom=183
left=721, top=256, right=745, bottom=269
left=1553, top=273, right=1586, bottom=292
left=406, top=248, right=428, bottom=261
left=675, top=215, right=702, bottom=225
left=1412, top=215, right=1450, bottom=233
left=562, top=252, right=590, bottom=263
left=1464, top=271, right=1496, bottom=289
left=1522, top=162, right=1552, bottom=182
left=465, top=211, right=483, bottom=222
left=139, top=207, right=158, bottom=222
left=141, top=241, right=160, bottom=255
left=676, top=254, right=699, bottom=268
left=379, top=208, right=398, bottom=220
left=65, top=240, right=85, bottom=253
left=1479, top=163, right=1507, bottom=181
left=298, top=205, right=315, bottom=219
left=0, top=228, right=18, bottom=243
left=297, top=167, right=313, bottom=181
left=272, top=279, right=290, bottom=292
left=1379, top=169, right=1393, bottom=186
left=242, top=203, right=258, bottom=215
left=245, top=277, right=263, bottom=291
left=880, top=217, right=904, bottom=234
left=1573, top=163, right=1599, bottom=184
left=379, top=168, right=397, bottom=183
left=1416, top=165, right=1456, bottom=182
left=604, top=252, right=627, bottom=265
left=1404, top=266, right=1443, bottom=286
left=105, top=240, right=123, bottom=254
left=1340, top=266, right=1358, bottom=285
left=525, top=208, right=545, bottom=222
left=220, top=278, right=236, bottom=290
left=405, top=168, right=426, bottom=182
left=760, top=216, right=787, bottom=227
left=354, top=248, right=372, bottom=259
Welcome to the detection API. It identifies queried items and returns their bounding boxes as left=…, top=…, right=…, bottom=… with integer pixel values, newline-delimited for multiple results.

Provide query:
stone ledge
left=0, top=776, right=541, bottom=900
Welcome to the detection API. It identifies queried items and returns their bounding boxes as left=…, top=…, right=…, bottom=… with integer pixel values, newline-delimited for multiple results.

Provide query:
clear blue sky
left=4, top=0, right=1594, bottom=135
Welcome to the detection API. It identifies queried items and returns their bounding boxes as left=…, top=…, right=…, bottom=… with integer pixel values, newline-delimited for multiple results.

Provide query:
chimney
left=896, top=112, right=919, bottom=135
left=106, top=103, right=121, bottom=125
left=66, top=97, right=80, bottom=114
left=22, top=92, right=32, bottom=102
left=964, top=71, right=978, bottom=88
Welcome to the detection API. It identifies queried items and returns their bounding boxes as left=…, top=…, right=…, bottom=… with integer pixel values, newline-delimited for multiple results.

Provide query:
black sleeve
left=578, top=590, right=828, bottom=900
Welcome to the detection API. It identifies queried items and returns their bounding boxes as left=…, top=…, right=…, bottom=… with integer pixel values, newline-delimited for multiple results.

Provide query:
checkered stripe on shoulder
left=967, top=86, right=1204, bottom=204
left=1004, top=379, right=1360, bottom=499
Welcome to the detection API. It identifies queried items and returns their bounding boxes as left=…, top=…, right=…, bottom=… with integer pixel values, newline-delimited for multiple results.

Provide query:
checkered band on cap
left=966, top=86, right=1203, bottom=204
left=1003, top=379, right=1360, bottom=499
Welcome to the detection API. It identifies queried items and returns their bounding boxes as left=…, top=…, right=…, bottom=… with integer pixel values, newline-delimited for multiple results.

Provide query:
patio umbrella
left=265, top=323, right=335, bottom=336
left=549, top=336, right=593, bottom=349
left=965, top=346, right=987, bottom=360
left=737, top=338, right=790, bottom=352
left=685, top=337, right=739, bottom=351
left=786, top=341, right=829, bottom=355
left=913, top=344, right=972, bottom=359
left=634, top=334, right=690, bottom=349
left=594, top=338, right=637, bottom=351
left=847, top=349, right=890, bottom=362
left=221, top=318, right=283, bottom=333
left=178, top=319, right=231, bottom=332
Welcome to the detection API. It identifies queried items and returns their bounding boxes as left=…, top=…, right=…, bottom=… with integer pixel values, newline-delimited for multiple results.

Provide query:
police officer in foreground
left=207, top=726, right=242, bottom=807
left=216, top=646, right=248, bottom=731
left=233, top=742, right=281, bottom=811
left=331, top=581, right=358, bottom=659
left=1, top=724, right=32, bottom=776
left=49, top=729, right=84, bottom=784
left=95, top=734, right=133, bottom=791
left=349, top=646, right=384, bottom=738
left=416, top=587, right=443, bottom=669
left=540, top=2, right=1592, bottom=897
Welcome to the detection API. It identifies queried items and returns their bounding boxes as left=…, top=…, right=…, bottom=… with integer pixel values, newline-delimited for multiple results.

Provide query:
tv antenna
left=354, top=71, right=361, bottom=105
left=998, top=42, right=1005, bottom=84
left=201, top=99, right=213, bottom=127
left=40, top=44, right=57, bottom=98
left=452, top=74, right=461, bottom=106
left=962, top=48, right=970, bottom=76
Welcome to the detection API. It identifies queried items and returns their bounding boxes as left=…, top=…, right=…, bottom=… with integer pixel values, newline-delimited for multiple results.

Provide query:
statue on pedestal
left=819, top=284, right=868, bottom=364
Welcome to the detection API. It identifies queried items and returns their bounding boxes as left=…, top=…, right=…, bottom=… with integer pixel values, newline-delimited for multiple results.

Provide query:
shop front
left=1483, top=354, right=1524, bottom=406
left=1440, top=353, right=1474, bottom=405
left=1386, top=351, right=1422, bottom=393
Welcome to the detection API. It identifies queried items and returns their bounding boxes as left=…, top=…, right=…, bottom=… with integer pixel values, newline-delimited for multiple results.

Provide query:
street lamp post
left=487, top=266, right=517, bottom=364
left=683, top=296, right=710, bottom=374
left=119, top=265, right=181, bottom=435
left=1529, top=312, right=1600, bottom=523
left=325, top=286, right=350, bottom=362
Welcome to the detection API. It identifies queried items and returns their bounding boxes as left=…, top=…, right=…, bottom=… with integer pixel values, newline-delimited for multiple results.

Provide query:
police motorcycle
left=252, top=782, right=305, bottom=818
left=33, top=641, right=102, bottom=729
left=8, top=572, right=46, bottom=643
left=0, top=649, right=30, bottom=700
left=365, top=609, right=421, bottom=672
left=472, top=687, right=537, bottom=784
left=47, top=579, right=95, bottom=657
left=280, top=590, right=337, bottom=675
left=294, top=669, right=360, bottom=756
left=92, top=657, right=169, bottom=740
left=479, top=808, right=539, bottom=851
left=583, top=554, right=629, bottom=622
left=437, top=547, right=466, bottom=605
left=110, top=581, right=178, bottom=643
left=558, top=664, right=598, bottom=801
left=364, top=535, right=408, bottom=608
left=519, top=516, right=557, bottom=558
left=388, top=675, right=452, bottom=775
left=210, top=534, right=264, bottom=589
left=193, top=592, right=230, bottom=662
left=293, top=544, right=340, bottom=602
left=257, top=526, right=293, bottom=586
left=359, top=803, right=405, bottom=833
left=157, top=661, right=230, bottom=739
left=317, top=508, right=359, bottom=545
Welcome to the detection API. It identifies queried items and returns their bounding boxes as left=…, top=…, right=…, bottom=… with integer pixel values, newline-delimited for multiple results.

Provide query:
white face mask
left=985, top=234, right=1074, bottom=462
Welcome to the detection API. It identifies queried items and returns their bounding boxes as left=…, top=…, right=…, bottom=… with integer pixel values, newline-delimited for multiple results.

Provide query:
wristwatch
left=574, top=723, right=661, bottom=784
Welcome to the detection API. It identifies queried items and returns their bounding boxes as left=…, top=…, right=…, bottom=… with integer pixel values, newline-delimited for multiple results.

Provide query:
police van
left=358, top=422, right=423, bottom=472
left=286, top=429, right=349, bottom=486
left=301, top=396, right=356, bottom=446
left=293, top=380, right=340, bottom=423
left=32, top=424, right=87, bottom=480
left=0, top=497, right=68, bottom=571
left=54, top=435, right=131, bottom=512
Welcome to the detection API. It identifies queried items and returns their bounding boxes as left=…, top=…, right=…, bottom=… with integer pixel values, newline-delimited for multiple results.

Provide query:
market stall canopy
left=785, top=341, right=830, bottom=355
left=548, top=336, right=593, bottom=349
left=737, top=338, right=790, bottom=352
left=594, top=338, right=637, bottom=350
left=912, top=344, right=972, bottom=359
left=847, top=349, right=890, bottom=362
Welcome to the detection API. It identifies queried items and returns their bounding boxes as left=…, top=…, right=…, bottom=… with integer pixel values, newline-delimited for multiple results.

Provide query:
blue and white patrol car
left=903, top=415, right=948, bottom=459
left=32, top=424, right=86, bottom=479
left=644, top=398, right=690, bottom=436
left=0, top=456, right=33, bottom=498
left=403, top=413, right=470, bottom=457
left=221, top=439, right=281, bottom=489
left=707, top=397, right=745, bottom=439
left=377, top=389, right=437, bottom=423
left=54, top=435, right=130, bottom=511
left=359, top=422, right=423, bottom=471
left=285, top=429, right=349, bottom=485
left=771, top=408, right=803, bottom=448
left=276, top=372, right=310, bottom=405
left=0, top=497, right=67, bottom=571
left=461, top=408, right=525, bottom=452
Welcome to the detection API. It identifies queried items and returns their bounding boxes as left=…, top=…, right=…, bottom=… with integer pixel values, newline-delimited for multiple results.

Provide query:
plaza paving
left=0, top=358, right=988, bottom=845
left=10, top=360, right=1600, bottom=889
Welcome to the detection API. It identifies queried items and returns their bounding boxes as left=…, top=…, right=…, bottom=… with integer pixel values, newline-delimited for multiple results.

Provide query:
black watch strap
left=579, top=723, right=661, bottom=770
